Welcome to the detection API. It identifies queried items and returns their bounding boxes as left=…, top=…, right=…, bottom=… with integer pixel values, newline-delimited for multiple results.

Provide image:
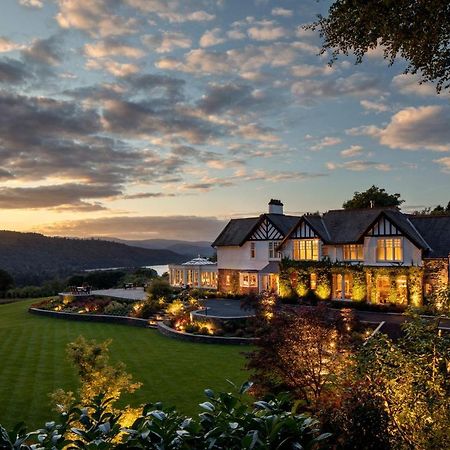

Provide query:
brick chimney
left=268, top=199, right=284, bottom=215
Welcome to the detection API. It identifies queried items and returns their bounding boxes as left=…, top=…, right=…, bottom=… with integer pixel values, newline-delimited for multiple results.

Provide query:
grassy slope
left=0, top=299, right=249, bottom=429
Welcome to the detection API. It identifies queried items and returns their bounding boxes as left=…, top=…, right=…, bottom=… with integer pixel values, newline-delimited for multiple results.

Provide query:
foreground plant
left=0, top=383, right=330, bottom=449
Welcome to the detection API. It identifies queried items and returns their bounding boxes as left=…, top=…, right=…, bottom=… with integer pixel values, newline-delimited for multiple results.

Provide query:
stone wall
left=217, top=269, right=259, bottom=295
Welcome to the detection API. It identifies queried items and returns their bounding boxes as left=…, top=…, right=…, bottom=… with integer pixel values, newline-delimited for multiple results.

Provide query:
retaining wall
left=157, top=321, right=257, bottom=345
left=29, top=307, right=150, bottom=327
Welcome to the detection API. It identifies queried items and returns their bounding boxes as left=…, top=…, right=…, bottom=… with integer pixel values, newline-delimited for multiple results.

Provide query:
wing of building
left=211, top=199, right=450, bottom=305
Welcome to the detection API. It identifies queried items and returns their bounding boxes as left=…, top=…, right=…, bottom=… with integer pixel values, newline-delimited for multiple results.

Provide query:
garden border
left=28, top=307, right=151, bottom=328
left=157, top=321, right=257, bottom=345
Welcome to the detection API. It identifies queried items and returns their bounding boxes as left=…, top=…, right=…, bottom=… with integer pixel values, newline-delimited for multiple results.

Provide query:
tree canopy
left=413, top=201, right=450, bottom=215
left=312, top=0, right=450, bottom=92
left=342, top=185, right=404, bottom=209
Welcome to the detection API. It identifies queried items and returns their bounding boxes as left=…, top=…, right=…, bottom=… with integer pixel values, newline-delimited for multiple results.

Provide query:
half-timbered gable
left=291, top=221, right=318, bottom=239
left=367, top=216, right=402, bottom=237
left=248, top=217, right=284, bottom=241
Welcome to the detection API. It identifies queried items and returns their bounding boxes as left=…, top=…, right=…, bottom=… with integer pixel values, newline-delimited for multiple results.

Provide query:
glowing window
left=343, top=244, right=364, bottom=260
left=377, top=238, right=403, bottom=262
left=293, top=240, right=319, bottom=260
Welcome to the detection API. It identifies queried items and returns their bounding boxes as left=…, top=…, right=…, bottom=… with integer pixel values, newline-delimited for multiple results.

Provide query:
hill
left=0, top=231, right=185, bottom=285
left=103, top=238, right=215, bottom=257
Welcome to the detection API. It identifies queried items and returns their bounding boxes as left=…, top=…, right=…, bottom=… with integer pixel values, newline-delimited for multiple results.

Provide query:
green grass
left=0, top=299, right=249, bottom=429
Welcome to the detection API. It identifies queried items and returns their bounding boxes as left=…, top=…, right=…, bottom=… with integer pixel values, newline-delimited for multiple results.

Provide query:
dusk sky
left=1, top=0, right=449, bottom=241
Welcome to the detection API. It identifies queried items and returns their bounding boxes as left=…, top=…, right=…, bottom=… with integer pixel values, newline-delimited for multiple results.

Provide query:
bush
left=0, top=383, right=330, bottom=449
left=184, top=322, right=200, bottom=333
left=147, top=278, right=173, bottom=300
left=135, top=297, right=166, bottom=319
left=103, top=301, right=132, bottom=316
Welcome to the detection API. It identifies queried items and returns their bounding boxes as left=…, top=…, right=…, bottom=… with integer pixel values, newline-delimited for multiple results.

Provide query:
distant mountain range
left=102, top=238, right=215, bottom=258
left=0, top=231, right=188, bottom=285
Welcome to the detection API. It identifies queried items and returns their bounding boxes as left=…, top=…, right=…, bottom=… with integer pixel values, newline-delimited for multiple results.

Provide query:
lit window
left=310, top=273, right=317, bottom=290
left=250, top=242, right=256, bottom=259
left=240, top=273, right=258, bottom=287
left=225, top=275, right=231, bottom=286
left=293, top=240, right=319, bottom=260
left=343, top=244, right=364, bottom=261
left=268, top=241, right=282, bottom=259
left=377, top=238, right=403, bottom=262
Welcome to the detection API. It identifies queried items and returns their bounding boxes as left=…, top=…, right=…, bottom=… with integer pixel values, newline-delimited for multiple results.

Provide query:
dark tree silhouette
left=343, top=186, right=404, bottom=209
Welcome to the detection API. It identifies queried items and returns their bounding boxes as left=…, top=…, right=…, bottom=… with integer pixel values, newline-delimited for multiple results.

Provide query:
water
left=144, top=264, right=169, bottom=276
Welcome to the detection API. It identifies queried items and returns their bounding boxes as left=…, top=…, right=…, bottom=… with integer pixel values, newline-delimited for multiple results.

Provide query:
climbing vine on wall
left=279, top=259, right=424, bottom=305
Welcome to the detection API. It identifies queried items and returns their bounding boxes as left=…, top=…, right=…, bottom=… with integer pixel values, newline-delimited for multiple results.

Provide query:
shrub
left=184, top=322, right=200, bottom=333
left=147, top=278, right=173, bottom=300
left=103, top=301, right=131, bottom=316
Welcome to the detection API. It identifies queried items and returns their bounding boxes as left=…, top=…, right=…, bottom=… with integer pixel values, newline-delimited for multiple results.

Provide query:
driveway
left=199, top=299, right=254, bottom=318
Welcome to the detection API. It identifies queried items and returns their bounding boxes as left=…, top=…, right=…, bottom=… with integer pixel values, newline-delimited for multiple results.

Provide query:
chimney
left=268, top=199, right=284, bottom=215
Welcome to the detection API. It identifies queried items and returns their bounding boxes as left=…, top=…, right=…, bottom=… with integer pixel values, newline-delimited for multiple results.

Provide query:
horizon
left=1, top=0, right=449, bottom=241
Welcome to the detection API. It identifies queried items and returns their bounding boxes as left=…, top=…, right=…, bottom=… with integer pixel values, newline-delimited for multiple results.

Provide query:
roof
left=259, top=261, right=280, bottom=274
left=408, top=215, right=450, bottom=258
left=212, top=207, right=449, bottom=254
left=181, top=257, right=216, bottom=266
left=212, top=217, right=259, bottom=247
left=212, top=214, right=299, bottom=247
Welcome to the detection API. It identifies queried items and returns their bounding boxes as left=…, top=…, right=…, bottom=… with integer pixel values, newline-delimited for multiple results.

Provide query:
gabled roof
left=212, top=214, right=299, bottom=247
left=408, top=215, right=450, bottom=257
left=212, top=217, right=259, bottom=247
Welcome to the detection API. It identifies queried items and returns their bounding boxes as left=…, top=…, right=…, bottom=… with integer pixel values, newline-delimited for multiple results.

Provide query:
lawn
left=0, top=299, right=249, bottom=429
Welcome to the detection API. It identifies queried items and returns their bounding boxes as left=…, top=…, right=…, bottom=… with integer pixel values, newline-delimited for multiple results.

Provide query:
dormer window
left=377, top=238, right=403, bottom=262
left=293, top=239, right=319, bottom=261
left=343, top=244, right=364, bottom=261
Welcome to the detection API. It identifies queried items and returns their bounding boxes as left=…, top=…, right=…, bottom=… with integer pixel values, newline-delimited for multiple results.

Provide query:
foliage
left=146, top=278, right=173, bottom=300
left=0, top=383, right=330, bottom=450
left=311, top=0, right=450, bottom=92
left=103, top=300, right=132, bottom=316
left=50, top=336, right=141, bottom=412
left=134, top=297, right=166, bottom=319
left=426, top=285, right=450, bottom=313
left=412, top=201, right=450, bottom=216
left=0, top=269, right=14, bottom=295
left=357, top=313, right=450, bottom=449
left=342, top=185, right=404, bottom=209
left=247, top=304, right=352, bottom=410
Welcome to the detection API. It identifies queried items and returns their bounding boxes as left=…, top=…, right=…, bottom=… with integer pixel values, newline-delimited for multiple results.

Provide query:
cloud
left=156, top=42, right=306, bottom=76
left=360, top=99, right=390, bottom=113
left=37, top=215, right=228, bottom=240
left=291, top=64, right=333, bottom=78
left=327, top=160, right=391, bottom=171
left=156, top=11, right=215, bottom=23
left=392, top=73, right=437, bottom=97
left=248, top=22, right=287, bottom=41
left=0, top=37, right=23, bottom=53
left=349, top=106, right=450, bottom=151
left=123, top=192, right=176, bottom=199
left=340, top=145, right=364, bottom=157
left=84, top=39, right=145, bottom=59
left=310, top=136, right=342, bottom=151
left=200, top=28, right=226, bottom=48
left=434, top=157, right=450, bottom=173
left=197, top=83, right=269, bottom=114
left=292, top=73, right=381, bottom=99
left=21, top=35, right=62, bottom=66
left=0, top=183, right=118, bottom=210
left=19, top=0, right=43, bottom=7
left=271, top=7, right=293, bottom=17
left=86, top=58, right=140, bottom=77
left=55, top=0, right=137, bottom=37
left=142, top=32, right=191, bottom=53
left=0, top=58, right=30, bottom=84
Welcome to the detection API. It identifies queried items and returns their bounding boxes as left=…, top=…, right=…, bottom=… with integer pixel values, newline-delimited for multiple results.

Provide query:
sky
left=0, top=0, right=449, bottom=241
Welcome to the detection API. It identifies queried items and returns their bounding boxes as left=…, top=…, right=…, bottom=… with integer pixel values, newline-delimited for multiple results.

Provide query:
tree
left=0, top=269, right=14, bottom=295
left=311, top=0, right=450, bottom=92
left=246, top=305, right=352, bottom=411
left=343, top=185, right=404, bottom=209
left=357, top=313, right=450, bottom=449
left=413, top=201, right=450, bottom=215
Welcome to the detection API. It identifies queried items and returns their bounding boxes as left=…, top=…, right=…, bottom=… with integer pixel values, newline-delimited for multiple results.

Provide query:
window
left=293, top=240, right=319, bottom=260
left=240, top=272, right=258, bottom=288
left=332, top=273, right=353, bottom=299
left=250, top=242, right=256, bottom=259
left=268, top=241, right=282, bottom=259
left=225, top=274, right=231, bottom=286
left=343, top=244, right=363, bottom=261
left=310, top=273, right=317, bottom=290
left=377, top=238, right=403, bottom=261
